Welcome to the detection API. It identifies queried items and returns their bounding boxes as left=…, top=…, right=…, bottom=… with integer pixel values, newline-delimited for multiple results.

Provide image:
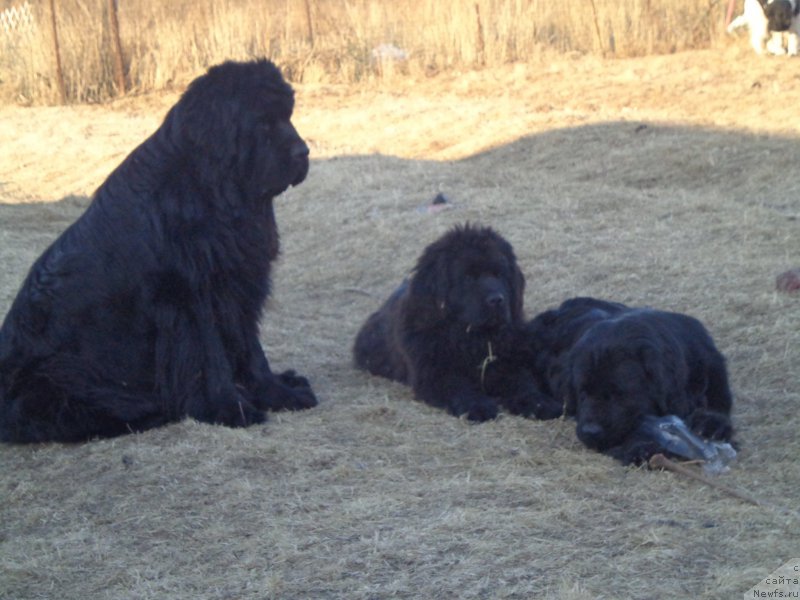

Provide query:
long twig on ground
left=648, top=453, right=794, bottom=516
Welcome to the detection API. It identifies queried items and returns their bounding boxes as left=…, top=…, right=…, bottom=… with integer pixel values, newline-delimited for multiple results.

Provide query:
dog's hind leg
left=0, top=359, right=164, bottom=443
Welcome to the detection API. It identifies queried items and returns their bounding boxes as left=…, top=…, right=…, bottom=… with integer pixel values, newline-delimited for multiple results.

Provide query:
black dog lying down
left=0, top=59, right=316, bottom=443
left=526, top=297, right=734, bottom=464
left=354, top=224, right=561, bottom=422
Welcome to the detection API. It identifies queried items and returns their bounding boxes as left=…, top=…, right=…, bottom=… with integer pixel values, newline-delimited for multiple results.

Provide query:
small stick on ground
left=648, top=453, right=766, bottom=507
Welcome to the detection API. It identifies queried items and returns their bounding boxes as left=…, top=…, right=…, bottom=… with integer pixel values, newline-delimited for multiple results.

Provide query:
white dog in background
left=727, top=0, right=800, bottom=55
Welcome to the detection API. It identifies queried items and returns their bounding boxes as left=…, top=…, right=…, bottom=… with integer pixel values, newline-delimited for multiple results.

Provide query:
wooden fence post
left=108, top=0, right=126, bottom=95
left=589, top=0, right=606, bottom=56
left=475, top=3, right=486, bottom=66
left=303, top=0, right=314, bottom=47
left=48, top=0, right=66, bottom=103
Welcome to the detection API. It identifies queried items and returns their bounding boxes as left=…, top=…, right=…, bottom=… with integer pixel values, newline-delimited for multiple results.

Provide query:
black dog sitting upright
left=526, top=297, right=734, bottom=464
left=0, top=59, right=317, bottom=443
left=353, top=224, right=561, bottom=422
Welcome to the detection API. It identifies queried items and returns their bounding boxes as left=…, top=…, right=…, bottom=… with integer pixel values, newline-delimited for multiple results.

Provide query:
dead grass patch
left=1, top=49, right=798, bottom=599
left=0, top=0, right=731, bottom=104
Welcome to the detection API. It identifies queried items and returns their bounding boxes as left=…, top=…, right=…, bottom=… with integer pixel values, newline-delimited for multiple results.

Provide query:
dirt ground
left=1, top=43, right=799, bottom=599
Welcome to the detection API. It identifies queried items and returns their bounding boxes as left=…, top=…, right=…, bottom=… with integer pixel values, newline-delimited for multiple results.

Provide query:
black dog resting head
left=566, top=314, right=693, bottom=452
left=528, top=298, right=734, bottom=464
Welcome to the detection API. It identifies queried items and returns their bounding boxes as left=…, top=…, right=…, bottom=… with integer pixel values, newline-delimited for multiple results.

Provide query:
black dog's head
left=408, top=224, right=525, bottom=333
left=566, top=316, right=685, bottom=452
left=765, top=0, right=794, bottom=31
left=168, top=59, right=309, bottom=200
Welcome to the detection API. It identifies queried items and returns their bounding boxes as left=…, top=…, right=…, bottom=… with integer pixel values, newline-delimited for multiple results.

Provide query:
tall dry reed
left=0, top=0, right=727, bottom=105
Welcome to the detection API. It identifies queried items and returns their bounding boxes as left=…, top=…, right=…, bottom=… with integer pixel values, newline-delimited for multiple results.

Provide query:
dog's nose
left=289, top=141, right=310, bottom=186
left=486, top=292, right=505, bottom=309
left=291, top=141, right=310, bottom=160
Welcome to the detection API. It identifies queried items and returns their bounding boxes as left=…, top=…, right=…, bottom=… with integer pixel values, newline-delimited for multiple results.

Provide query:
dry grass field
left=1, top=0, right=726, bottom=103
left=1, top=44, right=799, bottom=599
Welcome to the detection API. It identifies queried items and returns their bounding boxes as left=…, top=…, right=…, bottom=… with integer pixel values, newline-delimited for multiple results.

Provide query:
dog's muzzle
left=290, top=141, right=310, bottom=186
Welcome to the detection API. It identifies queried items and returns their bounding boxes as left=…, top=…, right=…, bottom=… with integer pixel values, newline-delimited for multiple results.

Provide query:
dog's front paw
left=252, top=372, right=317, bottom=412
left=202, top=391, right=268, bottom=428
left=767, top=35, right=786, bottom=55
left=277, top=369, right=311, bottom=390
left=611, top=438, right=663, bottom=466
left=690, top=410, right=733, bottom=442
left=464, top=397, right=499, bottom=422
left=280, top=386, right=318, bottom=411
left=500, top=391, right=563, bottom=420
left=530, top=396, right=564, bottom=420
left=787, top=34, right=798, bottom=56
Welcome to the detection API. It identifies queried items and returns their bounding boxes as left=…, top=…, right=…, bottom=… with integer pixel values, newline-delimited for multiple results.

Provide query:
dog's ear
left=407, top=251, right=451, bottom=322
left=170, top=68, right=250, bottom=178
left=639, top=344, right=671, bottom=413
left=686, top=369, right=710, bottom=409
